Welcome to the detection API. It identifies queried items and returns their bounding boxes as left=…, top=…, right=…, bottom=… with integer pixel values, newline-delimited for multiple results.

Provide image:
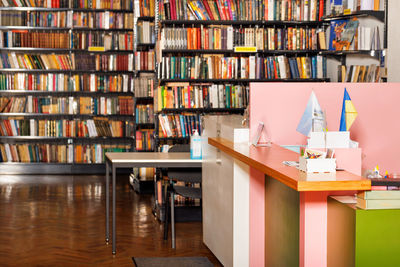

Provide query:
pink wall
left=250, top=83, right=400, bottom=174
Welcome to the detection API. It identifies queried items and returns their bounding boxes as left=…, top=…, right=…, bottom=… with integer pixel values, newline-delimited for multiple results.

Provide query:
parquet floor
left=0, top=174, right=222, bottom=266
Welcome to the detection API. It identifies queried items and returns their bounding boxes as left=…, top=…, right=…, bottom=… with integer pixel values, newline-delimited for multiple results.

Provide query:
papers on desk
left=282, top=161, right=299, bottom=169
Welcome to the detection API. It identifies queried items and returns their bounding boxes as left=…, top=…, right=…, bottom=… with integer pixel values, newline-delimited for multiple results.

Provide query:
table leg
left=171, top=191, right=175, bottom=249
left=105, top=160, right=109, bottom=243
left=112, top=165, right=116, bottom=255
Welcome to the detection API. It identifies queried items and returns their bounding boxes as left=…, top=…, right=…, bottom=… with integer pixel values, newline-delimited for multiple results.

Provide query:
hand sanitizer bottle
left=190, top=129, right=202, bottom=159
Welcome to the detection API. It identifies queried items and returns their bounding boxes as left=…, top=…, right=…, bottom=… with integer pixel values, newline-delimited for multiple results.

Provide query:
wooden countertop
left=208, top=137, right=371, bottom=192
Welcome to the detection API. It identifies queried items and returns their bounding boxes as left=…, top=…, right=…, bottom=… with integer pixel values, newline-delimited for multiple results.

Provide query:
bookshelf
left=321, top=0, right=388, bottom=82
left=0, top=1, right=135, bottom=173
left=133, top=0, right=156, bottom=153
left=154, top=0, right=333, bottom=152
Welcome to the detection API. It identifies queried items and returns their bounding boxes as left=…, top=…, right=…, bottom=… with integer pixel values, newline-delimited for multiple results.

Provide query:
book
left=356, top=198, right=400, bottom=210
left=357, top=190, right=400, bottom=200
left=329, top=19, right=349, bottom=51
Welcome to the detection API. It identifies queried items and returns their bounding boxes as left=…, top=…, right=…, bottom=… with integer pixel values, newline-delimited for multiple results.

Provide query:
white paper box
left=326, top=131, right=350, bottom=148
left=308, top=132, right=326, bottom=148
left=299, top=157, right=336, bottom=173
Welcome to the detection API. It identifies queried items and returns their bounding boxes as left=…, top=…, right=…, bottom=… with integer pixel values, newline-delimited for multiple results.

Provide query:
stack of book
left=356, top=190, right=400, bottom=210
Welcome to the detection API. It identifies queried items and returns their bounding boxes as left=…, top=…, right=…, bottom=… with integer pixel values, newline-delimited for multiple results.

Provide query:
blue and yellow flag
left=339, top=88, right=358, bottom=131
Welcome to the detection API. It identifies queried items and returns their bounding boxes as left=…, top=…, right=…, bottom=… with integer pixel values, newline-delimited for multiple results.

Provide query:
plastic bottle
left=190, top=129, right=202, bottom=159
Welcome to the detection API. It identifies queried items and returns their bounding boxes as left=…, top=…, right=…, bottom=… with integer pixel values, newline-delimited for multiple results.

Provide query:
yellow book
left=50, top=54, right=60, bottom=69
left=157, top=86, right=162, bottom=112
left=23, top=54, right=34, bottom=69
left=74, top=75, right=79, bottom=91
left=300, top=57, right=307, bottom=78
left=149, top=0, right=155, bottom=16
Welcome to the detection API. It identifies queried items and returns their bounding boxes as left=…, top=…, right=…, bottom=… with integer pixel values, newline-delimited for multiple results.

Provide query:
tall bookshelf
left=154, top=0, right=332, bottom=152
left=0, top=1, right=135, bottom=174
left=133, top=0, right=156, bottom=152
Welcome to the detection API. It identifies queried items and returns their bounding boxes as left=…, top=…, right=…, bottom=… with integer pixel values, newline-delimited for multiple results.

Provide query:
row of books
left=0, top=53, right=134, bottom=71
left=0, top=53, right=73, bottom=70
left=0, top=143, right=131, bottom=163
left=135, top=104, right=154, bottom=124
left=328, top=0, right=381, bottom=16
left=72, top=11, right=134, bottom=29
left=0, top=0, right=134, bottom=9
left=135, top=0, right=155, bottom=17
left=160, top=0, right=325, bottom=21
left=161, top=25, right=324, bottom=51
left=0, top=73, right=134, bottom=92
left=134, top=74, right=155, bottom=97
left=135, top=129, right=154, bottom=151
left=155, top=84, right=249, bottom=111
left=0, top=31, right=70, bottom=49
left=159, top=55, right=326, bottom=80
left=0, top=30, right=135, bottom=51
left=0, top=118, right=135, bottom=137
left=72, top=32, right=134, bottom=50
left=0, top=96, right=134, bottom=115
left=1, top=11, right=135, bottom=29
left=137, top=20, right=156, bottom=44
left=0, top=11, right=71, bottom=27
left=134, top=51, right=155, bottom=71
left=329, top=19, right=382, bottom=51
left=337, top=64, right=385, bottom=83
left=262, top=55, right=326, bottom=79
left=73, top=54, right=134, bottom=71
left=70, top=0, right=134, bottom=9
left=173, top=181, right=201, bottom=205
left=158, top=114, right=202, bottom=138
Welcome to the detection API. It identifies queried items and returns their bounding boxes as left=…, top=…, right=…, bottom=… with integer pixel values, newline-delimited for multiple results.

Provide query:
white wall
left=387, top=0, right=400, bottom=81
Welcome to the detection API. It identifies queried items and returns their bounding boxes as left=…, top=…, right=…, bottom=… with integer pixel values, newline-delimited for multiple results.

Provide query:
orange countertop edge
left=208, top=137, right=371, bottom=192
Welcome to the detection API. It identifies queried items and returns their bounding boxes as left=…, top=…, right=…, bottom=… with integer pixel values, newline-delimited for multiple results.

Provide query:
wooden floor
left=0, top=174, right=222, bottom=266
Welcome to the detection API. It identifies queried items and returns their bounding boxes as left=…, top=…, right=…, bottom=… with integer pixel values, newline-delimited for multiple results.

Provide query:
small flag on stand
left=339, top=88, right=358, bottom=131
left=297, top=91, right=325, bottom=136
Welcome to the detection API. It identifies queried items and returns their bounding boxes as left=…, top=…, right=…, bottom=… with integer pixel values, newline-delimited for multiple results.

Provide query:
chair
left=163, top=144, right=202, bottom=248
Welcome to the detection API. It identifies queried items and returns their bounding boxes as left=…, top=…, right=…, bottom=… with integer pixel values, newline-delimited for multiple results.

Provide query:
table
left=105, top=152, right=202, bottom=254
left=208, top=137, right=370, bottom=267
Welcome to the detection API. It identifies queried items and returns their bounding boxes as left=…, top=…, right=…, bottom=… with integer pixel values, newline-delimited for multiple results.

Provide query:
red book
left=187, top=86, right=192, bottom=108
left=197, top=28, right=201, bottom=49
left=170, top=0, right=176, bottom=20
left=124, top=34, right=128, bottom=50
left=28, top=75, right=32, bottom=90
left=4, top=120, right=13, bottom=136
left=319, top=0, right=324, bottom=21
left=53, top=74, right=56, bottom=91
left=202, top=0, right=215, bottom=20
left=216, top=0, right=226, bottom=20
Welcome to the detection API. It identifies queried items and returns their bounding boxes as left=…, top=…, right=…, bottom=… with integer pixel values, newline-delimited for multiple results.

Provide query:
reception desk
left=208, top=137, right=371, bottom=267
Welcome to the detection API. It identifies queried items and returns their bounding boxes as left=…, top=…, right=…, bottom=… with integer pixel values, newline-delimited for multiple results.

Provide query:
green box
left=328, top=196, right=400, bottom=267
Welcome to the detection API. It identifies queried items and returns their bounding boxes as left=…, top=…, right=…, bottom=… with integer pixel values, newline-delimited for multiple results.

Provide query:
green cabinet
left=328, top=196, right=400, bottom=267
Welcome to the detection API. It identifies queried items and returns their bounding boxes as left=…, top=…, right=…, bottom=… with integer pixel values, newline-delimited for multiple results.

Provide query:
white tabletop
left=105, top=152, right=203, bottom=164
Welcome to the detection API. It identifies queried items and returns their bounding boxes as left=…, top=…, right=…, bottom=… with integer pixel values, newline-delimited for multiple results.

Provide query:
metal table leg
left=105, top=160, right=109, bottom=243
left=112, top=165, right=116, bottom=254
